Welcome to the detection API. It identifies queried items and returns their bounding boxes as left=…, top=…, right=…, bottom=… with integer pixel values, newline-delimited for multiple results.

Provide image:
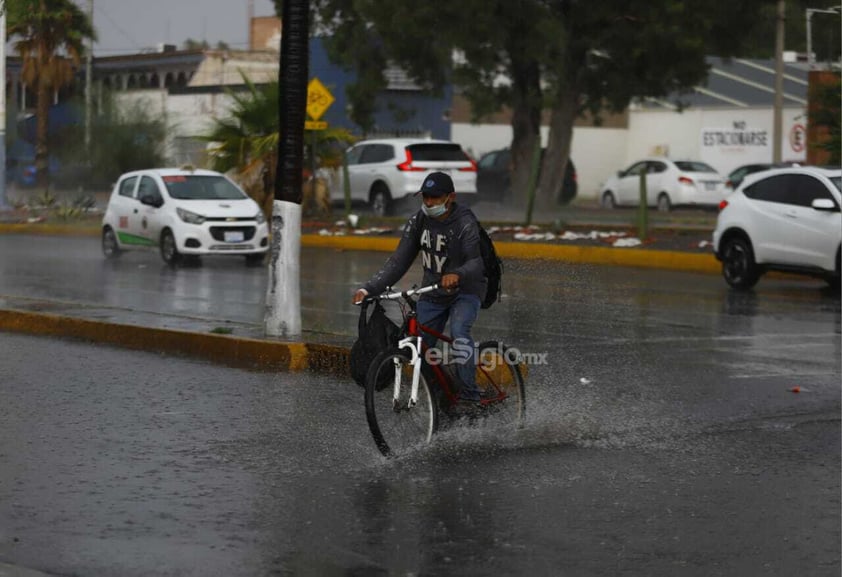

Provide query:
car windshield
left=674, top=161, right=717, bottom=173
left=830, top=176, right=841, bottom=192
left=162, top=175, right=247, bottom=200
left=406, top=143, right=469, bottom=161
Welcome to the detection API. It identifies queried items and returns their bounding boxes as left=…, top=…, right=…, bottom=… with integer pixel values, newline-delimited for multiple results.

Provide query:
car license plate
left=705, top=182, right=717, bottom=191
left=224, top=230, right=244, bottom=243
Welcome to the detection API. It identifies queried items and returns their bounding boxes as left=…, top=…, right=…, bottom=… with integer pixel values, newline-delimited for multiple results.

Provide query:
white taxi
left=101, top=168, right=269, bottom=266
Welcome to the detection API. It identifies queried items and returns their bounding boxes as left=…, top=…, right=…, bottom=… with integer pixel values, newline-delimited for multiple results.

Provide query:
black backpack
left=477, top=222, right=503, bottom=309
left=349, top=299, right=402, bottom=388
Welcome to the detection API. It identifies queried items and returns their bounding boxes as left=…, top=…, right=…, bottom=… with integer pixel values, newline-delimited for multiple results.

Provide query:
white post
left=264, top=200, right=302, bottom=337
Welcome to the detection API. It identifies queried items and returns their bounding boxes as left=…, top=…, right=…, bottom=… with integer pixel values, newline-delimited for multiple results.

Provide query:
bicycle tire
left=365, top=348, right=439, bottom=457
left=475, top=340, right=526, bottom=429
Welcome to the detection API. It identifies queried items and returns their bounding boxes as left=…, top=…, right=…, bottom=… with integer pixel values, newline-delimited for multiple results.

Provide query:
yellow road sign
left=307, top=77, right=335, bottom=121
left=305, top=121, right=328, bottom=130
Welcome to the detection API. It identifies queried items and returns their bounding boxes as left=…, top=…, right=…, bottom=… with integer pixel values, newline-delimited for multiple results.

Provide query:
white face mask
left=422, top=199, right=448, bottom=218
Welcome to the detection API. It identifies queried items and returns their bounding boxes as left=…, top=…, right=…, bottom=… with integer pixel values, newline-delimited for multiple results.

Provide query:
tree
left=810, top=73, right=841, bottom=164
left=183, top=38, right=210, bottom=50
left=7, top=0, right=95, bottom=189
left=55, top=89, right=167, bottom=189
left=313, top=0, right=770, bottom=211
left=203, top=74, right=355, bottom=220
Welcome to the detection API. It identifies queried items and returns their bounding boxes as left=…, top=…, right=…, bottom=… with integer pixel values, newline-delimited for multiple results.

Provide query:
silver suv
left=323, top=138, right=477, bottom=216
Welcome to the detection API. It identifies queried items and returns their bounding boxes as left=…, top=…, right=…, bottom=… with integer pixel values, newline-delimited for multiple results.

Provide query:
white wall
left=627, top=106, right=807, bottom=176
left=117, top=90, right=238, bottom=164
left=452, top=123, right=628, bottom=201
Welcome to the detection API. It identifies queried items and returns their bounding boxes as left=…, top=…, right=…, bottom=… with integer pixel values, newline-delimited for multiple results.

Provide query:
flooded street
left=0, top=236, right=839, bottom=575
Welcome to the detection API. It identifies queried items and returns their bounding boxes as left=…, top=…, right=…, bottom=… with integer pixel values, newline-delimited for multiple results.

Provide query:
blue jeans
left=417, top=293, right=482, bottom=401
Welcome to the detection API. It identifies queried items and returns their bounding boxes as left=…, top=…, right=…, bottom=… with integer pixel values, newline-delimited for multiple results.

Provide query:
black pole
left=276, top=0, right=309, bottom=204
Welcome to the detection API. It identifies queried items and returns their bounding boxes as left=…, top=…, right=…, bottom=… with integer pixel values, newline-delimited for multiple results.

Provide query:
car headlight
left=176, top=207, right=205, bottom=225
left=255, top=210, right=266, bottom=224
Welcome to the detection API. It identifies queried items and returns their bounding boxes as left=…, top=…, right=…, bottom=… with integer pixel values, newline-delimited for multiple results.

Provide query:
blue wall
left=309, top=38, right=452, bottom=140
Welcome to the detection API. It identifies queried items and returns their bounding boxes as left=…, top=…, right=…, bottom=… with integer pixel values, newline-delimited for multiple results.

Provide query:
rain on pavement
left=0, top=234, right=839, bottom=576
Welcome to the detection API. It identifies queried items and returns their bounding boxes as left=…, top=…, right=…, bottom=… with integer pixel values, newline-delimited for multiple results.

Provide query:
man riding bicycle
left=352, top=171, right=487, bottom=413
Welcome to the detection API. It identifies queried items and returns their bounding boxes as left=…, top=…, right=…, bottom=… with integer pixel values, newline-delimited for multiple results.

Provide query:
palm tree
left=204, top=74, right=355, bottom=219
left=8, top=0, right=95, bottom=188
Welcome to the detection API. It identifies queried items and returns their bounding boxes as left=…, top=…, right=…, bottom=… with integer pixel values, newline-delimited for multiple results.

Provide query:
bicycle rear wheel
left=475, top=340, right=526, bottom=429
left=365, top=348, right=439, bottom=457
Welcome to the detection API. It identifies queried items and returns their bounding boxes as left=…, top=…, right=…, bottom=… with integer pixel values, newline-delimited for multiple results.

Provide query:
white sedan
left=600, top=158, right=727, bottom=212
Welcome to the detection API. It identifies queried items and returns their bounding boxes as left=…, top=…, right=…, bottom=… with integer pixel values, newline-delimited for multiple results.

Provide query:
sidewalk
left=0, top=201, right=721, bottom=375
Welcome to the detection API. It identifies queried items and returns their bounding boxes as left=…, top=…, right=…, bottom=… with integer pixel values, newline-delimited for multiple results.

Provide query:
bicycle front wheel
left=475, top=340, right=526, bottom=429
left=365, top=348, right=439, bottom=457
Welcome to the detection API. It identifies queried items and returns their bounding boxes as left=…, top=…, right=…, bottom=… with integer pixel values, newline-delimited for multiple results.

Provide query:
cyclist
left=352, top=171, right=487, bottom=413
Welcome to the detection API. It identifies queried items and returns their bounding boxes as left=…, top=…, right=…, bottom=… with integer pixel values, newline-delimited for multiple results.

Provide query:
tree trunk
left=265, top=0, right=309, bottom=338
left=536, top=87, right=579, bottom=213
left=35, top=52, right=51, bottom=191
left=507, top=59, right=542, bottom=208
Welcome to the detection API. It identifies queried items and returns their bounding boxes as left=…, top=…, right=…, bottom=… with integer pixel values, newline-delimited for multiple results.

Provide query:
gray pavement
left=0, top=256, right=838, bottom=576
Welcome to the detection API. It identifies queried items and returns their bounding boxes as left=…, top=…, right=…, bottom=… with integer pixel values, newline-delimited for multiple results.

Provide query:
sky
left=78, top=0, right=278, bottom=55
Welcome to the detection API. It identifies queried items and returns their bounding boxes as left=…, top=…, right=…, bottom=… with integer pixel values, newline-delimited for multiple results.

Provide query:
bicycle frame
left=365, top=284, right=481, bottom=410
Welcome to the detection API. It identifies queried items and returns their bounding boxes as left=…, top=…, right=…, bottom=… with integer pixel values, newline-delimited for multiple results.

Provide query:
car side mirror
left=141, top=194, right=163, bottom=208
left=811, top=198, right=839, bottom=212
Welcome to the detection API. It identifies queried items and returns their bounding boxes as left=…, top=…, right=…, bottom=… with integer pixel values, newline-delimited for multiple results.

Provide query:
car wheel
left=721, top=236, right=760, bottom=290
left=102, top=226, right=122, bottom=259
left=601, top=191, right=616, bottom=209
left=657, top=193, right=672, bottom=212
left=160, top=229, right=182, bottom=266
left=370, top=186, right=392, bottom=217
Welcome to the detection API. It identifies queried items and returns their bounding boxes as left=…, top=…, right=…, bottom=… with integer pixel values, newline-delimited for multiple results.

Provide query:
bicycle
left=360, top=284, right=526, bottom=457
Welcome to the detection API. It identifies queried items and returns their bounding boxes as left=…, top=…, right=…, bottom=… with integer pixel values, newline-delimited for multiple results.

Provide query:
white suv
left=101, top=168, right=270, bottom=266
left=323, top=138, right=477, bottom=216
left=713, top=166, right=841, bottom=290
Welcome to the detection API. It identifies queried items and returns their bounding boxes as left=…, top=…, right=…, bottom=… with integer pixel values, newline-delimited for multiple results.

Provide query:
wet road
left=0, top=235, right=840, bottom=575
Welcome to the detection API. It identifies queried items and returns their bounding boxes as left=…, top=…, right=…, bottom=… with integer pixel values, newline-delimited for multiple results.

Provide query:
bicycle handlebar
left=358, top=284, right=440, bottom=305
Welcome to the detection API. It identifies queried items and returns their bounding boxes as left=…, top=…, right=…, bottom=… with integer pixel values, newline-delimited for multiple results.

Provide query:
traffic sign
left=305, top=121, right=328, bottom=130
left=307, top=77, right=335, bottom=121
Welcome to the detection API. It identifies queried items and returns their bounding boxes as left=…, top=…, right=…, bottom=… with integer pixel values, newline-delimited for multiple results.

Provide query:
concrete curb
left=305, top=234, right=719, bottom=274
left=0, top=309, right=351, bottom=375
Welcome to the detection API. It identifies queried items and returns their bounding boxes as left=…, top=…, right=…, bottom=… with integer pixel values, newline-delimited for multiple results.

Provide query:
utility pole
left=265, top=0, right=309, bottom=338
left=773, top=0, right=785, bottom=164
left=85, top=0, right=93, bottom=157
left=0, top=1, right=8, bottom=209
left=247, top=0, right=254, bottom=50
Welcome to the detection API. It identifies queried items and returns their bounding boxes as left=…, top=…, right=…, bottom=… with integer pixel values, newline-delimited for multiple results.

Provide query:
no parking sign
left=789, top=124, right=806, bottom=153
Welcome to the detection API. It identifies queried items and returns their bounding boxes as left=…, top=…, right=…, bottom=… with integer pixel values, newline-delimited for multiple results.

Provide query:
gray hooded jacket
left=362, top=203, right=486, bottom=303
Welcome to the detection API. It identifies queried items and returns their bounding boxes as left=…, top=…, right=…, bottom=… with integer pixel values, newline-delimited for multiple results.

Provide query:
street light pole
left=773, top=0, right=785, bottom=164
left=0, top=2, right=8, bottom=209
left=806, top=6, right=842, bottom=69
